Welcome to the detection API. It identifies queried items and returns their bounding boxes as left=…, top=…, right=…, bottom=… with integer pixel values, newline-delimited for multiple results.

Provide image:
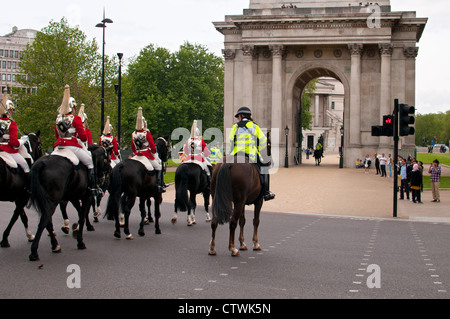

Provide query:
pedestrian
left=379, top=153, right=387, bottom=177
left=374, top=153, right=380, bottom=175
left=410, top=163, right=422, bottom=203
left=387, top=153, right=392, bottom=178
left=428, top=159, right=441, bottom=202
left=399, top=159, right=410, bottom=200
left=364, top=154, right=371, bottom=174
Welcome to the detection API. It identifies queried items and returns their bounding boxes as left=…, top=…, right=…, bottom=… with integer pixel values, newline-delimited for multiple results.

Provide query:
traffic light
left=371, top=115, right=394, bottom=137
left=399, top=104, right=415, bottom=136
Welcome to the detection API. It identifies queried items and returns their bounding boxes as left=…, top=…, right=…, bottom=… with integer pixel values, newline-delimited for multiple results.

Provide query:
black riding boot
left=157, top=170, right=166, bottom=193
left=261, top=173, right=275, bottom=201
left=88, top=169, right=100, bottom=196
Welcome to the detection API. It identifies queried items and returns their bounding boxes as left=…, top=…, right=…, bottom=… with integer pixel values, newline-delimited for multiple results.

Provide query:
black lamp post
left=339, top=126, right=344, bottom=168
left=96, top=10, right=113, bottom=134
left=285, top=125, right=290, bottom=168
left=117, top=53, right=123, bottom=146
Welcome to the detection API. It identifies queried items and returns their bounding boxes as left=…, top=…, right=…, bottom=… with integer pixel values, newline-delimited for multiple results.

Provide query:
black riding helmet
left=235, top=106, right=252, bottom=118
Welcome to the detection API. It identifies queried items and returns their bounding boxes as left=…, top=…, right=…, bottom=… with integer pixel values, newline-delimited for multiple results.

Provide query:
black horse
left=0, top=132, right=42, bottom=248
left=314, top=149, right=324, bottom=166
left=106, top=137, right=170, bottom=239
left=28, top=144, right=109, bottom=261
left=59, top=144, right=112, bottom=235
left=171, top=162, right=211, bottom=226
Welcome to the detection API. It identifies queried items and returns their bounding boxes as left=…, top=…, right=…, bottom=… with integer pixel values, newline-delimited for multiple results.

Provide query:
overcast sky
left=1, top=0, right=449, bottom=115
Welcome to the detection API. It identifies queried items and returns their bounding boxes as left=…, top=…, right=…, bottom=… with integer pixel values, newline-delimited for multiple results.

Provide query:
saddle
left=0, top=151, right=18, bottom=169
left=131, top=154, right=154, bottom=172
left=51, top=148, right=80, bottom=166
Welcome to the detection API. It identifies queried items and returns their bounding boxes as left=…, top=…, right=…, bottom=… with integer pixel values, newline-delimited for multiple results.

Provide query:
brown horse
left=208, top=156, right=264, bottom=257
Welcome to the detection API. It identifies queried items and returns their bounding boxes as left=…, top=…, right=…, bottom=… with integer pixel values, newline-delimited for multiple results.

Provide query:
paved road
left=0, top=199, right=449, bottom=300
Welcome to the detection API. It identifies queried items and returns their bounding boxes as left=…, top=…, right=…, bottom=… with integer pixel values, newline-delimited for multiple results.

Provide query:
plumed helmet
left=103, top=116, right=112, bottom=135
left=1, top=88, right=15, bottom=115
left=78, top=104, right=88, bottom=122
left=136, top=107, right=144, bottom=131
left=235, top=106, right=252, bottom=118
left=190, top=120, right=198, bottom=139
left=59, top=85, right=72, bottom=115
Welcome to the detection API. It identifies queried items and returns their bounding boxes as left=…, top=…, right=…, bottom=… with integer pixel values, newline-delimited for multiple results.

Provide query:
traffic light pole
left=393, top=99, right=399, bottom=218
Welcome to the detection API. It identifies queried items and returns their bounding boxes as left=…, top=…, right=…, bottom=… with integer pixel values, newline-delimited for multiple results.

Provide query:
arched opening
left=285, top=63, right=350, bottom=167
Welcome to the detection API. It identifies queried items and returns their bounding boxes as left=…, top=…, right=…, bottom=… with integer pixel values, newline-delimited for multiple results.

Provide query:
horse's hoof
left=171, top=218, right=177, bottom=224
left=240, top=245, right=248, bottom=251
left=61, top=226, right=70, bottom=235
left=93, top=217, right=99, bottom=223
left=28, top=237, right=35, bottom=243
left=138, top=230, right=145, bottom=237
left=126, top=234, right=134, bottom=240
left=1, top=240, right=10, bottom=248
left=29, top=254, right=39, bottom=262
left=253, top=244, right=262, bottom=251
left=72, top=223, right=79, bottom=239
left=77, top=243, right=86, bottom=250
left=208, top=250, right=216, bottom=256
left=52, top=245, right=62, bottom=253
left=114, top=232, right=121, bottom=239
left=231, top=249, right=240, bottom=257
left=155, top=229, right=161, bottom=235
left=87, top=225, right=95, bottom=232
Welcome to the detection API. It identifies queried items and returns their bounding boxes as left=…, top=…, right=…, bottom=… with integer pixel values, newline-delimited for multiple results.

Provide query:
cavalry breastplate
left=101, top=135, right=114, bottom=149
left=188, top=138, right=202, bottom=155
left=133, top=131, right=149, bottom=151
left=56, top=115, right=76, bottom=138
left=0, top=119, right=12, bottom=144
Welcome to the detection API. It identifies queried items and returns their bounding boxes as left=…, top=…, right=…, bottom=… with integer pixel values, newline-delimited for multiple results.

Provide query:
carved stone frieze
left=222, top=49, right=236, bottom=60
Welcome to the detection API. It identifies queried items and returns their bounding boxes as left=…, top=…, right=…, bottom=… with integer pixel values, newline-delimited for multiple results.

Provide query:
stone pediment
left=249, top=0, right=391, bottom=9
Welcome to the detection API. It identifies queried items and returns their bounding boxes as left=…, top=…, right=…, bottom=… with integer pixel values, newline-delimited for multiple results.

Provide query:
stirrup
left=263, top=192, right=275, bottom=201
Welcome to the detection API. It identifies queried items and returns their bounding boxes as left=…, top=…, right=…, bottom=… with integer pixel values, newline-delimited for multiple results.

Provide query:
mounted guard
left=78, top=104, right=93, bottom=146
left=131, top=107, right=165, bottom=193
left=100, top=116, right=120, bottom=168
left=0, top=89, right=32, bottom=182
left=182, top=120, right=212, bottom=182
left=53, top=85, right=100, bottom=195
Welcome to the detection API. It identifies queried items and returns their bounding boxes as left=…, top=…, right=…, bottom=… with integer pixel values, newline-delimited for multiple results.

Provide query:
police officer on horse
left=229, top=106, right=275, bottom=201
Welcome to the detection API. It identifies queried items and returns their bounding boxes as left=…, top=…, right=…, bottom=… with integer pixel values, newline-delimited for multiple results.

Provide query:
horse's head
left=156, top=135, right=170, bottom=163
left=25, top=131, right=43, bottom=162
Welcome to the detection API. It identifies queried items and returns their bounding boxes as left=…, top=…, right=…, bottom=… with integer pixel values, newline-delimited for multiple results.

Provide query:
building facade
left=214, top=0, right=427, bottom=168
left=0, top=26, right=37, bottom=95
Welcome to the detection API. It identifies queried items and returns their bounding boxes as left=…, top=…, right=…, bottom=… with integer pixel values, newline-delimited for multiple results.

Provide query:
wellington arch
left=214, top=0, right=427, bottom=168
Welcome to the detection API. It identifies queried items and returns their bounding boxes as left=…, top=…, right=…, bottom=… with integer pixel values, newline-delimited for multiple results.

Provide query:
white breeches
left=57, top=146, right=94, bottom=169
left=9, top=153, right=30, bottom=173
left=150, top=153, right=162, bottom=171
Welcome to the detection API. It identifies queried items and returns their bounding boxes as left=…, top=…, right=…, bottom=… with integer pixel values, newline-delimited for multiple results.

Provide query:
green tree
left=301, top=79, right=318, bottom=131
left=16, top=18, right=117, bottom=150
left=122, top=42, right=224, bottom=146
left=415, top=111, right=450, bottom=146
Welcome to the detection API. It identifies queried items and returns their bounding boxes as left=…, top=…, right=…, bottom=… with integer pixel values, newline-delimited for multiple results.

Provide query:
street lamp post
left=339, top=126, right=344, bottom=168
left=117, top=53, right=123, bottom=146
left=285, top=125, right=290, bottom=168
left=96, top=10, right=113, bottom=135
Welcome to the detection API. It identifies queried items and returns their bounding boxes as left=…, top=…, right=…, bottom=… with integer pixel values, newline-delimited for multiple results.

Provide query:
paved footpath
left=164, top=154, right=449, bottom=223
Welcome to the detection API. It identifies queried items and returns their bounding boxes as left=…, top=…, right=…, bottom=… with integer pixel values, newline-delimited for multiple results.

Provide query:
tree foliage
left=415, top=110, right=450, bottom=146
left=16, top=18, right=118, bottom=150
left=122, top=42, right=224, bottom=147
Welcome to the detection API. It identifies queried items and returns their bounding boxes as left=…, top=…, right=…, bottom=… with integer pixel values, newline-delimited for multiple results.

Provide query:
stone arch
left=284, top=62, right=350, bottom=164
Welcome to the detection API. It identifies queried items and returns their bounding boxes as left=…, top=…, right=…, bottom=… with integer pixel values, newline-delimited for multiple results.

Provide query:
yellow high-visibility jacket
left=229, top=120, right=267, bottom=163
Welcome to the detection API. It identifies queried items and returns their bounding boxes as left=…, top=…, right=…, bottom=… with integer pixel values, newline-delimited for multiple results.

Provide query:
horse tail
left=175, top=165, right=189, bottom=212
left=30, top=160, right=52, bottom=217
left=105, top=163, right=123, bottom=220
left=211, top=163, right=233, bottom=225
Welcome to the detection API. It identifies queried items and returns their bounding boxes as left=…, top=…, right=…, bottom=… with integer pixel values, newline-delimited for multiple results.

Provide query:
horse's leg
left=208, top=220, right=218, bottom=256
left=138, top=198, right=146, bottom=237
left=46, top=221, right=61, bottom=253
left=239, top=207, right=248, bottom=251
left=93, top=192, right=102, bottom=221
left=172, top=202, right=178, bottom=224
left=124, top=195, right=136, bottom=240
left=29, top=210, right=55, bottom=261
left=146, top=198, right=154, bottom=223
left=252, top=198, right=263, bottom=251
left=154, top=194, right=161, bottom=235
left=19, top=208, right=35, bottom=242
left=204, top=191, right=211, bottom=222
left=60, top=201, right=70, bottom=234
left=229, top=203, right=243, bottom=257
left=1, top=207, right=21, bottom=248
left=75, top=197, right=90, bottom=250
left=188, top=191, right=197, bottom=226
left=113, top=195, right=124, bottom=239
